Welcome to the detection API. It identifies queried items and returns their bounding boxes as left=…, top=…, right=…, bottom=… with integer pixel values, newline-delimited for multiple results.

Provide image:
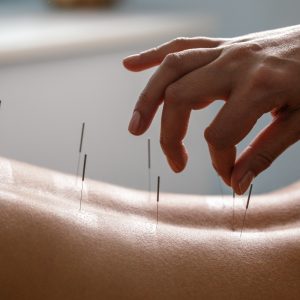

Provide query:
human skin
left=124, top=25, right=300, bottom=195
left=52, top=0, right=112, bottom=7
left=0, top=157, right=299, bottom=299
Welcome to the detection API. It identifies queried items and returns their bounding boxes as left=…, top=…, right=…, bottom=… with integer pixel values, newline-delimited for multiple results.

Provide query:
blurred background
left=0, top=0, right=299, bottom=195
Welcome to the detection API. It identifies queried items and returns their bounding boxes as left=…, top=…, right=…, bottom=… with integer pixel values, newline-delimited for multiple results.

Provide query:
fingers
left=160, top=104, right=191, bottom=172
left=128, top=48, right=222, bottom=136
left=123, top=37, right=224, bottom=72
left=156, top=59, right=232, bottom=172
left=208, top=146, right=236, bottom=187
left=204, top=91, right=271, bottom=186
left=231, top=109, right=300, bottom=194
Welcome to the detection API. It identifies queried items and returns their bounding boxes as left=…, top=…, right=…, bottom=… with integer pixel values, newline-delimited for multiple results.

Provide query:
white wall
left=0, top=0, right=299, bottom=195
left=121, top=0, right=300, bottom=36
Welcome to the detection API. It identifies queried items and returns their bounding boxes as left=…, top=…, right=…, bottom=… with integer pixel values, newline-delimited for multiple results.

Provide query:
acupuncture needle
left=80, top=154, right=87, bottom=211
left=76, top=122, right=85, bottom=182
left=217, top=176, right=225, bottom=207
left=240, top=184, right=253, bottom=238
left=156, top=176, right=160, bottom=227
left=147, top=138, right=151, bottom=200
left=232, top=190, right=235, bottom=231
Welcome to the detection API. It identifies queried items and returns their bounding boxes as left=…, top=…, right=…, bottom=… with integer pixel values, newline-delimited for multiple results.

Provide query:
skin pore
left=0, top=157, right=300, bottom=300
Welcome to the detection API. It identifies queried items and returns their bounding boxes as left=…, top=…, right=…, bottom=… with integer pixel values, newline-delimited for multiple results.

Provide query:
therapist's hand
left=123, top=26, right=300, bottom=195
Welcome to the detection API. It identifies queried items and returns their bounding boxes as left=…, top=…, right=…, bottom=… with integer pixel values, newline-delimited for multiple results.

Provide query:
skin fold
left=124, top=25, right=300, bottom=195
left=0, top=157, right=299, bottom=300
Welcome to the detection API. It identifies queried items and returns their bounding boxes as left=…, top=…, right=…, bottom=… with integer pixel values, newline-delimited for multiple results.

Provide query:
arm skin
left=124, top=25, right=300, bottom=195
left=0, top=157, right=300, bottom=300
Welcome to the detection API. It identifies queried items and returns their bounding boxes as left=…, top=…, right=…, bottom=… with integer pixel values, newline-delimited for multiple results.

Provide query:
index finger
left=128, top=48, right=222, bottom=136
left=123, top=37, right=225, bottom=72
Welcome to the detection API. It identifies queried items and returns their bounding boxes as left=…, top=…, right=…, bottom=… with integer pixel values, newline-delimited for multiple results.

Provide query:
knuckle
left=221, top=42, right=262, bottom=68
left=164, top=84, right=182, bottom=105
left=172, top=37, right=188, bottom=49
left=278, top=110, right=300, bottom=141
left=217, top=42, right=263, bottom=72
left=204, top=126, right=227, bottom=150
left=139, top=47, right=158, bottom=60
left=163, top=53, right=183, bottom=69
left=244, top=42, right=263, bottom=53
left=250, top=64, right=275, bottom=90
left=148, top=46, right=159, bottom=56
left=159, top=135, right=180, bottom=154
left=253, top=151, right=274, bottom=173
left=262, top=55, right=282, bottom=67
left=229, top=42, right=262, bottom=58
left=204, top=126, right=217, bottom=147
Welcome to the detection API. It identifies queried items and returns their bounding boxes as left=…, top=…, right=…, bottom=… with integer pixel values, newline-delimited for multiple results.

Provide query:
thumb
left=231, top=109, right=300, bottom=195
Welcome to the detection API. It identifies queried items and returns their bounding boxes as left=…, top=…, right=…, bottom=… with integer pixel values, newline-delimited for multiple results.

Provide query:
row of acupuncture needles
left=76, top=133, right=160, bottom=222
left=74, top=125, right=252, bottom=235
left=148, top=137, right=254, bottom=236
left=0, top=106, right=88, bottom=212
left=212, top=161, right=254, bottom=237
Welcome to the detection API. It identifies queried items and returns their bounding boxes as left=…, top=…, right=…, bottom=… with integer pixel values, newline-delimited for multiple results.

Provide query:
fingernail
left=128, top=111, right=141, bottom=134
left=238, top=171, right=254, bottom=194
left=169, top=159, right=182, bottom=173
left=167, top=156, right=186, bottom=173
